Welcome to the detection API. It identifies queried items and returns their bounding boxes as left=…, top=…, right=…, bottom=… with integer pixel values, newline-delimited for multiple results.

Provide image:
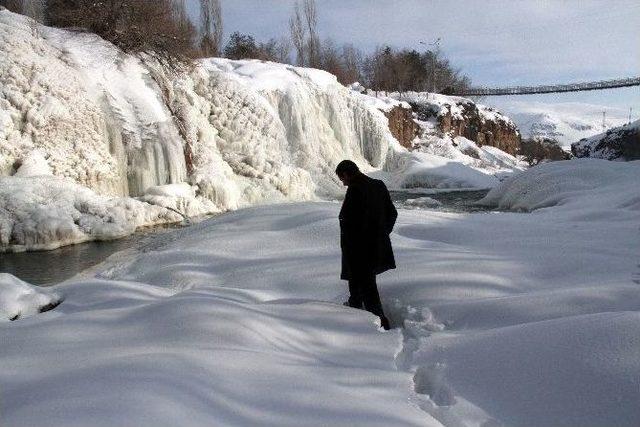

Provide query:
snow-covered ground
left=486, top=100, right=630, bottom=149
left=2, top=158, right=639, bottom=426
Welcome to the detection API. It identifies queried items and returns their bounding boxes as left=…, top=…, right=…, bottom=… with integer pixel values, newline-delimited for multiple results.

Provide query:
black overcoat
left=339, top=174, right=398, bottom=280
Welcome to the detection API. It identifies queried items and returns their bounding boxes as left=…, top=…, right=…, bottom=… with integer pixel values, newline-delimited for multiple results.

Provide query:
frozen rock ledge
left=0, top=273, right=62, bottom=321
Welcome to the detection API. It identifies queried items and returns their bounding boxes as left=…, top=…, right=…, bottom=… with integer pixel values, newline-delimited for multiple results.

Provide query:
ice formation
left=0, top=9, right=524, bottom=250
left=0, top=176, right=185, bottom=252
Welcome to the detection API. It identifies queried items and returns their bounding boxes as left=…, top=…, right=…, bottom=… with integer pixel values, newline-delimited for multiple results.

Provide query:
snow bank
left=0, top=273, right=61, bottom=320
left=0, top=203, right=435, bottom=427
left=0, top=176, right=187, bottom=252
left=479, top=158, right=640, bottom=214
left=1, top=154, right=639, bottom=426
left=382, top=149, right=498, bottom=189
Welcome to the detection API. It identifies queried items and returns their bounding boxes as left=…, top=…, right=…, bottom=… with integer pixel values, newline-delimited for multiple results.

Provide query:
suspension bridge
left=450, top=76, right=640, bottom=96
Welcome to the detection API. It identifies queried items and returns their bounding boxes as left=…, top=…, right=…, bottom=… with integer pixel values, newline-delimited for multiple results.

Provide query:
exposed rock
left=571, top=120, right=640, bottom=161
left=407, top=96, right=521, bottom=156
left=520, top=138, right=571, bottom=165
left=383, top=105, right=420, bottom=149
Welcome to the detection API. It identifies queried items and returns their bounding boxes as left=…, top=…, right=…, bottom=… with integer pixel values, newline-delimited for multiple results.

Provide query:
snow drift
left=0, top=272, right=61, bottom=320
left=1, top=158, right=638, bottom=426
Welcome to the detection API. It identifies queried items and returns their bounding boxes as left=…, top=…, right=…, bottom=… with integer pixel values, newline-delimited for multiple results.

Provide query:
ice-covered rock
left=13, top=150, right=52, bottom=177
left=0, top=176, right=184, bottom=252
left=0, top=273, right=61, bottom=320
left=396, top=92, right=521, bottom=156
left=571, top=119, right=640, bottom=161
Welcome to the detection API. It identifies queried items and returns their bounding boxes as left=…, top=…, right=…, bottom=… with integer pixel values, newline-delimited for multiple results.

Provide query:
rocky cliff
left=404, top=93, right=521, bottom=156
left=571, top=120, right=640, bottom=161
left=383, top=105, right=420, bottom=149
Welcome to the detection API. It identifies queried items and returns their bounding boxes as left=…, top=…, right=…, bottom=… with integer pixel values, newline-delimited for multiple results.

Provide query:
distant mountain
left=572, top=119, right=640, bottom=161
left=484, top=100, right=630, bottom=150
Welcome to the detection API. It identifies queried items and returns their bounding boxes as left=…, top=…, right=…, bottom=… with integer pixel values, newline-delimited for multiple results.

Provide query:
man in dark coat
left=336, top=160, right=397, bottom=331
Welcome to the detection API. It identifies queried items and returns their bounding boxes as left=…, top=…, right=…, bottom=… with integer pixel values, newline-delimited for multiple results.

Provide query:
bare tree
left=289, top=1, right=306, bottom=66
left=45, top=0, right=198, bottom=67
left=302, top=0, right=319, bottom=67
left=23, top=0, right=44, bottom=22
left=341, top=43, right=363, bottom=84
left=199, top=0, right=223, bottom=57
left=0, top=0, right=24, bottom=14
left=272, top=36, right=292, bottom=64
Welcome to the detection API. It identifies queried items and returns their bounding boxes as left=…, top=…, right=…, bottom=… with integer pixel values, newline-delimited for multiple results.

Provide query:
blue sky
left=189, top=0, right=640, bottom=112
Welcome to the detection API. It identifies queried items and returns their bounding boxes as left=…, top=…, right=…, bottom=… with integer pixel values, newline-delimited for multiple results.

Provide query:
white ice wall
left=0, top=10, right=188, bottom=197
left=0, top=10, right=397, bottom=210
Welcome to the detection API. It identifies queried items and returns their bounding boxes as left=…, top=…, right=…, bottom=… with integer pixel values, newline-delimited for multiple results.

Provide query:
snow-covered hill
left=572, top=119, right=640, bottom=161
left=1, top=159, right=638, bottom=427
left=486, top=100, right=630, bottom=150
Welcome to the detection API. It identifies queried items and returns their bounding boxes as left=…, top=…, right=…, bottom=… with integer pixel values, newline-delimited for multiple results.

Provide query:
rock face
left=383, top=105, right=420, bottom=149
left=571, top=120, right=640, bottom=161
left=406, top=95, right=521, bottom=156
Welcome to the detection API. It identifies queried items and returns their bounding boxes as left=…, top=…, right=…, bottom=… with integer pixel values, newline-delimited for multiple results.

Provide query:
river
left=0, top=190, right=490, bottom=286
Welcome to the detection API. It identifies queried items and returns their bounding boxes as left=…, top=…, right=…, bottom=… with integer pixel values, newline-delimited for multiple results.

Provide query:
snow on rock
left=13, top=150, right=52, bottom=177
left=354, top=90, right=526, bottom=186
left=571, top=119, right=640, bottom=161
left=479, top=158, right=640, bottom=214
left=0, top=273, right=61, bottom=320
left=395, top=92, right=521, bottom=156
left=138, top=183, right=219, bottom=218
left=0, top=176, right=184, bottom=252
left=381, top=149, right=499, bottom=189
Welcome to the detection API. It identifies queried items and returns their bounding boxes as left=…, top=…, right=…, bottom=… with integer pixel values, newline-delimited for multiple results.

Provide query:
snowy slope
left=486, top=100, right=630, bottom=149
left=571, top=119, right=640, bottom=161
left=1, top=159, right=638, bottom=426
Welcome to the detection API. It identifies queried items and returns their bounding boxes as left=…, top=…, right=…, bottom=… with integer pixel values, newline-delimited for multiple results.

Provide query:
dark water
left=391, top=189, right=491, bottom=213
left=0, top=224, right=186, bottom=286
left=0, top=190, right=490, bottom=286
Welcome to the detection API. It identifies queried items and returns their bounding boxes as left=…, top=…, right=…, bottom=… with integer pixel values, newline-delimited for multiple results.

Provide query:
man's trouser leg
left=347, top=278, right=363, bottom=308
left=351, top=273, right=390, bottom=330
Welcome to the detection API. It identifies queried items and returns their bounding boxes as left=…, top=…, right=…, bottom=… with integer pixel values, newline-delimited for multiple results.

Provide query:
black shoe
left=343, top=300, right=363, bottom=309
left=380, top=316, right=391, bottom=330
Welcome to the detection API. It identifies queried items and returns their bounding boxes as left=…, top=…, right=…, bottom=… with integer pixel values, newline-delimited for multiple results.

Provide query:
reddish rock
left=410, top=98, right=522, bottom=156
left=383, top=105, right=420, bottom=149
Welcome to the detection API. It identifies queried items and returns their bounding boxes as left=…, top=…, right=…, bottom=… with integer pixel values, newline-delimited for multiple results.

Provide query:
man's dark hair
left=335, top=160, right=360, bottom=176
